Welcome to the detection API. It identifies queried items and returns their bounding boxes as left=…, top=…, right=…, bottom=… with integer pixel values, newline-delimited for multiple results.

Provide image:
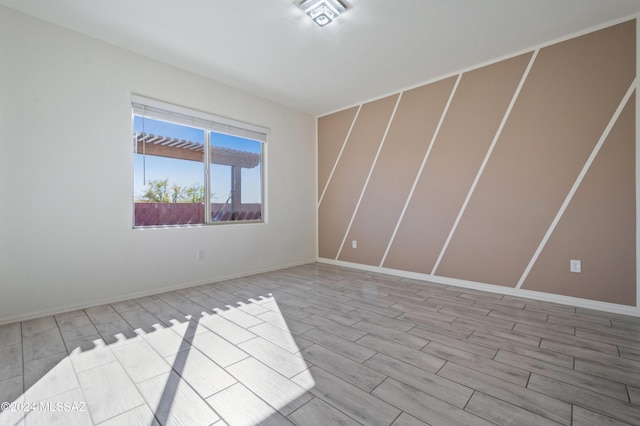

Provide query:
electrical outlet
left=352, top=240, right=357, bottom=249
left=197, top=249, right=205, bottom=261
left=570, top=259, right=581, bottom=273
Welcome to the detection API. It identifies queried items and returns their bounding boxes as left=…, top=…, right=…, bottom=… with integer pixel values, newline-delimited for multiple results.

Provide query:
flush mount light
left=298, top=0, right=347, bottom=27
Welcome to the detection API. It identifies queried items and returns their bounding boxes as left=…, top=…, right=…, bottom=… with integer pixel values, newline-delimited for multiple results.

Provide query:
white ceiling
left=2, top=0, right=640, bottom=115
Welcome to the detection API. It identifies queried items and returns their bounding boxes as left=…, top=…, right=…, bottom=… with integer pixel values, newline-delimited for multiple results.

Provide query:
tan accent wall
left=522, top=94, right=636, bottom=305
left=317, top=20, right=637, bottom=306
left=437, top=20, right=635, bottom=286
left=383, top=53, right=533, bottom=273
left=318, top=95, right=399, bottom=259
left=339, top=78, right=457, bottom=265
left=318, top=107, right=359, bottom=200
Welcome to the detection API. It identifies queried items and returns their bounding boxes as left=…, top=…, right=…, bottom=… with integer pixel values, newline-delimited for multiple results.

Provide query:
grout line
left=431, top=49, right=539, bottom=276
left=335, top=93, right=403, bottom=260
left=515, top=79, right=637, bottom=289
left=318, top=104, right=362, bottom=207
left=379, top=73, right=462, bottom=268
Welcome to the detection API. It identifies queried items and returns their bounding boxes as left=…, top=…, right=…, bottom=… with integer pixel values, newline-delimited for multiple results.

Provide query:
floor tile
left=351, top=308, right=416, bottom=332
left=0, top=343, right=22, bottom=381
left=94, top=319, right=137, bottom=346
left=249, top=322, right=306, bottom=354
left=629, top=385, right=640, bottom=405
left=353, top=320, right=427, bottom=349
left=0, top=323, right=21, bottom=348
left=0, top=375, right=23, bottom=405
left=56, top=314, right=99, bottom=342
left=364, top=353, right=472, bottom=408
left=301, top=328, right=376, bottom=363
left=23, top=387, right=92, bottom=426
left=423, top=341, right=529, bottom=385
left=200, top=313, right=256, bottom=345
left=3, top=263, right=640, bottom=426
left=22, top=328, right=66, bottom=363
left=213, top=306, right=263, bottom=328
left=411, top=328, right=497, bottom=358
left=301, top=344, right=386, bottom=392
left=66, top=336, right=116, bottom=373
left=372, top=378, right=493, bottom=426
left=468, top=331, right=573, bottom=368
left=138, top=326, right=191, bottom=358
left=572, top=405, right=632, bottom=426
left=111, top=339, right=172, bottom=384
left=109, top=300, right=143, bottom=314
left=119, top=309, right=163, bottom=332
left=527, top=374, right=640, bottom=425
left=164, top=347, right=236, bottom=398
left=23, top=352, right=75, bottom=396
left=96, top=404, right=160, bottom=426
left=206, top=382, right=291, bottom=426
left=495, top=350, right=628, bottom=401
left=357, top=334, right=444, bottom=373
left=574, top=358, right=640, bottom=388
left=85, top=305, right=124, bottom=325
left=438, top=362, right=571, bottom=425
left=238, top=337, right=307, bottom=378
left=400, top=315, right=471, bottom=338
left=227, top=356, right=311, bottom=416
left=188, top=330, right=248, bottom=368
left=21, top=316, right=57, bottom=336
left=294, top=366, right=400, bottom=426
left=391, top=412, right=430, bottom=426
left=465, top=391, right=563, bottom=426
left=76, top=361, right=145, bottom=424
left=288, top=397, right=360, bottom=426
left=258, top=310, right=314, bottom=335
left=301, top=315, right=367, bottom=342
left=138, top=370, right=220, bottom=426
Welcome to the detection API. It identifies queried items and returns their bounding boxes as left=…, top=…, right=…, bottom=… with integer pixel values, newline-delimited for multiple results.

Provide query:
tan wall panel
left=318, top=107, right=359, bottom=200
left=383, top=54, right=533, bottom=273
left=522, top=94, right=636, bottom=305
left=436, top=21, right=635, bottom=286
left=318, top=95, right=399, bottom=259
left=338, top=78, right=457, bottom=265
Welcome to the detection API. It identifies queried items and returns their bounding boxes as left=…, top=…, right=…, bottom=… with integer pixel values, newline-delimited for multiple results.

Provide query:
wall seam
left=379, top=74, right=462, bottom=267
left=516, top=80, right=636, bottom=289
left=335, top=93, right=403, bottom=260
left=318, top=104, right=362, bottom=207
left=431, top=49, right=539, bottom=276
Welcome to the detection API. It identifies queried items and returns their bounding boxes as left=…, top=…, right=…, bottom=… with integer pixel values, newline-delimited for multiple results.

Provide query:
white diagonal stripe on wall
left=318, top=104, right=362, bottom=207
left=379, top=73, right=462, bottom=267
left=516, top=79, right=637, bottom=289
left=431, top=49, right=539, bottom=276
left=335, top=93, right=403, bottom=260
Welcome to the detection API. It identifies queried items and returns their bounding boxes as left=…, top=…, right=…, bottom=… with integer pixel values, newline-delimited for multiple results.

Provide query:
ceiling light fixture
left=298, top=0, right=347, bottom=27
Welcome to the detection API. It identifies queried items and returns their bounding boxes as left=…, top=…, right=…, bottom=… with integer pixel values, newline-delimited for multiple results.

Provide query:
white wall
left=0, top=7, right=317, bottom=324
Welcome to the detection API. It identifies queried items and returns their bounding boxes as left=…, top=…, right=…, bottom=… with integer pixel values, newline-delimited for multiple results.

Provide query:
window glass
left=210, top=132, right=262, bottom=222
left=132, top=101, right=265, bottom=228
left=134, top=116, right=205, bottom=226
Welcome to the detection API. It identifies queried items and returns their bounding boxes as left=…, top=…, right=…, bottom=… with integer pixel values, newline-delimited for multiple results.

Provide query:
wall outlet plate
left=570, top=259, right=581, bottom=273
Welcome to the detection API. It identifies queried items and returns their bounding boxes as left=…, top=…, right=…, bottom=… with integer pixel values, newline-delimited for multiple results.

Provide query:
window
left=132, top=96, right=267, bottom=227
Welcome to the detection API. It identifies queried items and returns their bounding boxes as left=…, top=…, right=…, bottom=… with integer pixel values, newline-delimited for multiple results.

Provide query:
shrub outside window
left=132, top=96, right=267, bottom=227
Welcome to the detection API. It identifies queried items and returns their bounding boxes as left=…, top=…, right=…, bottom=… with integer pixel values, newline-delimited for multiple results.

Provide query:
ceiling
left=2, top=0, right=640, bottom=115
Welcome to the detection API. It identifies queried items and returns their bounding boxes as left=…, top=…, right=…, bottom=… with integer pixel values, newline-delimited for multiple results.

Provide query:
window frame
left=131, top=95, right=268, bottom=228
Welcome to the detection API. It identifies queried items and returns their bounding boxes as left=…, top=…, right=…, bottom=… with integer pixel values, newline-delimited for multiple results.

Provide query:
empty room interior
left=2, top=0, right=640, bottom=425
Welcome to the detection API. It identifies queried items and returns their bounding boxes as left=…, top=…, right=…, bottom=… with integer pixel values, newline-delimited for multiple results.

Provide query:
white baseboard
left=318, top=258, right=640, bottom=318
left=0, top=259, right=316, bottom=326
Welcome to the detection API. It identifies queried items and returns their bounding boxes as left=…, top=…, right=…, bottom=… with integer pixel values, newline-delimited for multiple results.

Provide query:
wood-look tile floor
left=1, top=262, right=640, bottom=425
